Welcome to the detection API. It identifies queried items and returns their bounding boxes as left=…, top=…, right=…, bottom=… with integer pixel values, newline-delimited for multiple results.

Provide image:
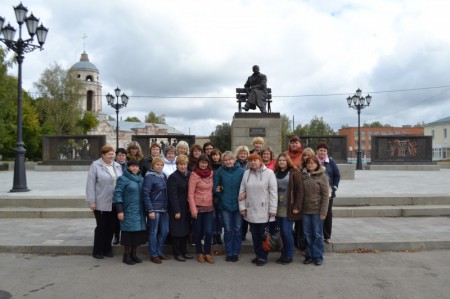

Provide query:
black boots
left=123, top=253, right=135, bottom=265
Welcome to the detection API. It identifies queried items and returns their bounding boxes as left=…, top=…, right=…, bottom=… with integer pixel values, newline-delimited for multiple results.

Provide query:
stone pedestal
left=231, top=113, right=281, bottom=155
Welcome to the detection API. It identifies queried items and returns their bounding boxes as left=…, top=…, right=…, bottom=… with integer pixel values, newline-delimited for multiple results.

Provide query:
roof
left=425, top=116, right=450, bottom=126
left=71, top=52, right=98, bottom=71
left=105, top=121, right=183, bottom=134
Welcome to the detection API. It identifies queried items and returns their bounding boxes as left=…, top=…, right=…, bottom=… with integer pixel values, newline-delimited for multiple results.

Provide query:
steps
left=2, top=196, right=450, bottom=219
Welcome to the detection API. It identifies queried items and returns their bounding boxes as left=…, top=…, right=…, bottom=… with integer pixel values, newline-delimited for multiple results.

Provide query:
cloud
left=1, top=0, right=450, bottom=136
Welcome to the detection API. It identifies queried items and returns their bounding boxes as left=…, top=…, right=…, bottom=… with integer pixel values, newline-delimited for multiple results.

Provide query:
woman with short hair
left=113, top=160, right=147, bottom=265
left=214, top=151, right=245, bottom=262
left=188, top=144, right=203, bottom=171
left=126, top=141, right=144, bottom=162
left=167, top=155, right=193, bottom=261
left=238, top=153, right=277, bottom=266
left=188, top=154, right=215, bottom=264
left=249, top=137, right=264, bottom=155
left=302, top=155, right=330, bottom=266
left=261, top=147, right=276, bottom=170
left=143, top=156, right=170, bottom=263
left=86, top=145, right=123, bottom=259
left=176, top=141, right=189, bottom=156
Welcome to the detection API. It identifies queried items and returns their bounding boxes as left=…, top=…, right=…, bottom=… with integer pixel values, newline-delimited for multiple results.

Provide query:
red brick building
left=338, top=126, right=424, bottom=159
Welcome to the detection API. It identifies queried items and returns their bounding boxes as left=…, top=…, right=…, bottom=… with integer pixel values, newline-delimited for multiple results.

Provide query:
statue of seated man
left=242, top=65, right=268, bottom=113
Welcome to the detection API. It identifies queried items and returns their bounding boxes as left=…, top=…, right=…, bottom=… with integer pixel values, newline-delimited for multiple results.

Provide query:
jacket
left=213, top=164, right=245, bottom=212
left=188, top=171, right=213, bottom=216
left=86, top=158, right=123, bottom=211
left=238, top=165, right=277, bottom=223
left=278, top=168, right=303, bottom=221
left=322, top=157, right=340, bottom=198
left=301, top=166, right=330, bottom=216
left=143, top=170, right=168, bottom=213
left=162, top=156, right=177, bottom=178
left=113, top=170, right=146, bottom=232
left=167, top=170, right=191, bottom=237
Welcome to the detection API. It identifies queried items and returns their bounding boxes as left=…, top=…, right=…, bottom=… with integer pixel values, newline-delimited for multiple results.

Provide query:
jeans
left=303, top=214, right=324, bottom=262
left=148, top=212, right=169, bottom=258
left=277, top=217, right=294, bottom=259
left=249, top=222, right=268, bottom=261
left=93, top=210, right=114, bottom=256
left=221, top=210, right=242, bottom=256
left=194, top=211, right=214, bottom=255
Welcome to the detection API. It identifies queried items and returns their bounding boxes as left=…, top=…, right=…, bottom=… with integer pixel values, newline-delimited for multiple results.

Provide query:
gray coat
left=86, top=158, right=123, bottom=211
left=238, top=165, right=277, bottom=223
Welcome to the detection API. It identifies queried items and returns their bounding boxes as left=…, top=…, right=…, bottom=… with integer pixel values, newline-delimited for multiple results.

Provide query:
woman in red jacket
left=188, top=154, right=215, bottom=264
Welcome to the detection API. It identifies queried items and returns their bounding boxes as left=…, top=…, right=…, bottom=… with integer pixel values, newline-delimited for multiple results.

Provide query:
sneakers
left=276, top=256, right=292, bottom=265
left=314, top=260, right=323, bottom=266
left=303, top=258, right=313, bottom=265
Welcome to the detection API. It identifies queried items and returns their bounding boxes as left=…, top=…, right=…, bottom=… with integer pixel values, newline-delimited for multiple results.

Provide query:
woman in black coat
left=167, top=155, right=193, bottom=261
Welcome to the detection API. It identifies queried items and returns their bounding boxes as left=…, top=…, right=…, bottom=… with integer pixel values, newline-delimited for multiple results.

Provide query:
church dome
left=71, top=52, right=98, bottom=71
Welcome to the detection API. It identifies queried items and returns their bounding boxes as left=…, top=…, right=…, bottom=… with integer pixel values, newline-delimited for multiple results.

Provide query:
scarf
left=194, top=167, right=211, bottom=178
left=288, top=148, right=302, bottom=160
left=276, top=167, right=290, bottom=179
left=317, top=155, right=328, bottom=166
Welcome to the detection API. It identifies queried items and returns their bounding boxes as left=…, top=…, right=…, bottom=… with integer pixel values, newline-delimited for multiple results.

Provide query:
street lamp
left=347, top=88, right=372, bottom=170
left=106, top=87, right=129, bottom=150
left=0, top=3, right=49, bottom=192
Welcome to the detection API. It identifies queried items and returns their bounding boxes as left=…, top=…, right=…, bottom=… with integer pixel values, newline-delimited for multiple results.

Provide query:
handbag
left=262, top=220, right=283, bottom=252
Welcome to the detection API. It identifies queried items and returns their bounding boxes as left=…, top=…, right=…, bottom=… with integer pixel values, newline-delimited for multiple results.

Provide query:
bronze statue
left=242, top=65, right=268, bottom=113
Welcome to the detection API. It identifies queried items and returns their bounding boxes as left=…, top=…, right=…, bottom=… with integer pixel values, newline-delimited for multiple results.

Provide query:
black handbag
left=262, top=221, right=283, bottom=252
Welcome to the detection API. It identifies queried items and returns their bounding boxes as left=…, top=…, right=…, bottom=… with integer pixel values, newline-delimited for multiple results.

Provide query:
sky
left=1, top=0, right=450, bottom=136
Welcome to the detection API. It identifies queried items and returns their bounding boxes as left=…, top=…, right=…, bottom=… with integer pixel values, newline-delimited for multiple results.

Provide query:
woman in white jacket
left=239, top=153, right=277, bottom=266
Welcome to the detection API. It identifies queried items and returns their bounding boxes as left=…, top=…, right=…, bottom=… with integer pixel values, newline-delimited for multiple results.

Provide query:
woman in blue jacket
left=213, top=151, right=245, bottom=262
left=143, top=156, right=170, bottom=263
left=113, top=160, right=146, bottom=265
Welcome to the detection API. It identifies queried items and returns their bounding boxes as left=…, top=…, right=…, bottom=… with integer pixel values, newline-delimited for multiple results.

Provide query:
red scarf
left=288, top=147, right=303, bottom=160
left=194, top=167, right=211, bottom=178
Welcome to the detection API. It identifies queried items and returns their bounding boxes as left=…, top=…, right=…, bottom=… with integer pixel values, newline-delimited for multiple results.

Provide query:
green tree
left=145, top=111, right=166, bottom=124
left=362, top=121, right=391, bottom=128
left=0, top=47, right=42, bottom=160
left=78, top=111, right=99, bottom=133
left=281, top=114, right=292, bottom=151
left=124, top=116, right=141, bottom=122
left=209, top=122, right=231, bottom=152
left=294, top=116, right=336, bottom=136
left=34, top=62, right=85, bottom=135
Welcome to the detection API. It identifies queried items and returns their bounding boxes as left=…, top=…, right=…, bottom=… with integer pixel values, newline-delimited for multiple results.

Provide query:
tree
left=78, top=111, right=99, bottom=134
left=209, top=122, right=231, bottom=152
left=34, top=62, right=85, bottom=135
left=145, top=111, right=166, bottom=124
left=0, top=47, right=42, bottom=160
left=294, top=116, right=336, bottom=136
left=281, top=114, right=292, bottom=151
left=124, top=116, right=141, bottom=122
left=362, top=121, right=391, bottom=128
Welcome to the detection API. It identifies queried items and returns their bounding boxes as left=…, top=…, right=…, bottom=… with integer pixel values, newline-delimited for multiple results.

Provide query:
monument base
left=231, top=112, right=281, bottom=155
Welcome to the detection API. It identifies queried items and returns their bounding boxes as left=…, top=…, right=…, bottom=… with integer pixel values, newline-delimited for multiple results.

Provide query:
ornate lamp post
left=347, top=88, right=372, bottom=170
left=0, top=3, right=49, bottom=192
left=106, top=87, right=129, bottom=150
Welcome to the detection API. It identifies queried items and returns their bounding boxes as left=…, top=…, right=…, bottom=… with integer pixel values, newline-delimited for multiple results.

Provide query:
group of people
left=85, top=136, right=340, bottom=267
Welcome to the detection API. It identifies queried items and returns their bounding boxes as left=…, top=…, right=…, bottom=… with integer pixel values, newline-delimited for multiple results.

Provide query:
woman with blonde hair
left=234, top=145, right=250, bottom=240
left=249, top=137, right=264, bottom=155
left=126, top=141, right=144, bottom=162
left=176, top=141, right=189, bottom=156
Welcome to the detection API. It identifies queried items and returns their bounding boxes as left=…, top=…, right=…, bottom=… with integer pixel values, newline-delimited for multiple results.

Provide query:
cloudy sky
left=1, top=0, right=450, bottom=136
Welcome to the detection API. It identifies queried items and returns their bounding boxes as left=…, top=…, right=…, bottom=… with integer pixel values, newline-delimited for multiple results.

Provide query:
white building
left=424, top=116, right=450, bottom=160
left=70, top=52, right=184, bottom=149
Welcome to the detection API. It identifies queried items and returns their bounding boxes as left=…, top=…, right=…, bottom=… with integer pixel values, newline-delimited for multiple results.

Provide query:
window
left=432, top=130, right=435, bottom=139
left=444, top=128, right=447, bottom=139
